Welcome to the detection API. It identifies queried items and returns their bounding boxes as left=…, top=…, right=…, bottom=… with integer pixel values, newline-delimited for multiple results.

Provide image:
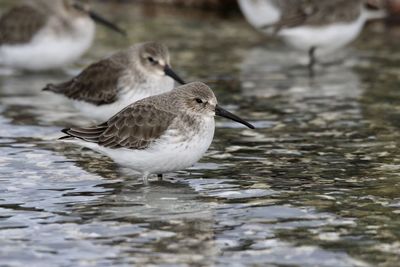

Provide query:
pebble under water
left=0, top=2, right=400, bottom=267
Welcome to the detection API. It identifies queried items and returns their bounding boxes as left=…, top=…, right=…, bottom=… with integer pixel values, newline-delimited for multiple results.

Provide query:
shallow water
left=1, top=2, right=400, bottom=267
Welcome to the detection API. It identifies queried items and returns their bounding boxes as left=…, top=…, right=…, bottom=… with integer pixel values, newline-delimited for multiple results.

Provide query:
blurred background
left=95, top=0, right=400, bottom=15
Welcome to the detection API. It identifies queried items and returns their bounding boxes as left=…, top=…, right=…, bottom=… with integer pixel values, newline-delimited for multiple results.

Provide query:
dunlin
left=60, top=82, right=255, bottom=183
left=0, top=0, right=125, bottom=71
left=44, top=42, right=186, bottom=121
left=238, top=0, right=386, bottom=70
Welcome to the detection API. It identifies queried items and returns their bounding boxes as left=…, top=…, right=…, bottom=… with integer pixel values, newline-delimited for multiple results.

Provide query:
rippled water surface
left=1, top=2, right=400, bottom=267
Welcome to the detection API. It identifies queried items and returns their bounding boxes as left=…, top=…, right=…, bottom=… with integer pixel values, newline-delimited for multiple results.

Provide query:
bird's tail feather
left=42, top=83, right=58, bottom=92
left=60, top=125, right=107, bottom=142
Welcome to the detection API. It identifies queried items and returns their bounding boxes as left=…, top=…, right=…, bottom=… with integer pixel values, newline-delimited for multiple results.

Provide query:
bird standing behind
left=44, top=42, right=186, bottom=121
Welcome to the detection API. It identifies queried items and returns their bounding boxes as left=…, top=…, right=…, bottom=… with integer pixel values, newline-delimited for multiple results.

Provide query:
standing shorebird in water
left=238, top=0, right=386, bottom=72
left=43, top=42, right=186, bottom=121
left=0, top=0, right=125, bottom=71
left=60, top=82, right=255, bottom=183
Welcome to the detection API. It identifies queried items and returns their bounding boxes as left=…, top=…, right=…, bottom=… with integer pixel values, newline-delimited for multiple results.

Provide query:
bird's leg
left=308, top=46, right=317, bottom=77
left=142, top=172, right=149, bottom=185
left=157, top=174, right=163, bottom=181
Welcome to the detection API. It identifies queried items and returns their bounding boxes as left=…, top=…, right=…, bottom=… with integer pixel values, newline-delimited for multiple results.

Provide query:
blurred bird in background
left=0, top=0, right=125, bottom=71
left=238, top=0, right=387, bottom=72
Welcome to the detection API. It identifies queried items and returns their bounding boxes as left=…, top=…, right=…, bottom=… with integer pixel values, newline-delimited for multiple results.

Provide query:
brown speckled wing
left=62, top=102, right=177, bottom=150
left=44, top=57, right=127, bottom=106
left=273, top=0, right=362, bottom=30
left=0, top=6, right=47, bottom=45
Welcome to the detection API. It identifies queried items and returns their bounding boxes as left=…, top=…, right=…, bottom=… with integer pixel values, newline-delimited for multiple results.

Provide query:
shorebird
left=60, top=82, right=255, bottom=183
left=43, top=42, right=186, bottom=121
left=238, top=0, right=386, bottom=71
left=0, top=0, right=125, bottom=71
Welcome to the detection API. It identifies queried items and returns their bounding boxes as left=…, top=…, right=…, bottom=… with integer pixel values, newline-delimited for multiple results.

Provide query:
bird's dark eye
left=147, top=57, right=157, bottom=64
left=195, top=98, right=203, bottom=104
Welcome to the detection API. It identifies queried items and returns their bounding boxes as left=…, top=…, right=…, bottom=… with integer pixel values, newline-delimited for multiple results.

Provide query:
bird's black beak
left=164, top=65, right=186, bottom=85
left=215, top=105, right=255, bottom=129
left=88, top=10, right=126, bottom=36
left=73, top=3, right=126, bottom=36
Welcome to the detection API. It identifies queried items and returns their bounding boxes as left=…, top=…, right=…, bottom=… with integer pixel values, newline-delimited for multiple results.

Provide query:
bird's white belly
left=0, top=19, right=95, bottom=71
left=71, top=118, right=215, bottom=175
left=278, top=13, right=366, bottom=54
left=72, top=98, right=135, bottom=123
left=73, top=76, right=175, bottom=122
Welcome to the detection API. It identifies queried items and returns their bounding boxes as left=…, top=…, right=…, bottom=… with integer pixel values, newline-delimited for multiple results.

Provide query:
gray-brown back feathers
left=271, top=0, right=363, bottom=30
left=0, top=5, right=47, bottom=45
left=43, top=51, right=130, bottom=105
